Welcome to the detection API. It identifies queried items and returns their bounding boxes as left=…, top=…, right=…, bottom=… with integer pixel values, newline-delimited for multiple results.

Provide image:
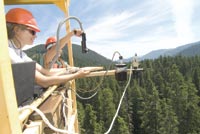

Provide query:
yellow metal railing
left=1, top=0, right=81, bottom=133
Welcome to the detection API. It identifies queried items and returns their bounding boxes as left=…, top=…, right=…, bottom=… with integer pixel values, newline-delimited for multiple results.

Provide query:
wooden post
left=56, top=1, right=79, bottom=133
left=0, top=1, right=22, bottom=133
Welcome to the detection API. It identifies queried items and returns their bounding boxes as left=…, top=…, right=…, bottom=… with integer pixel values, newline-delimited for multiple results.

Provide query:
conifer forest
left=75, top=55, right=200, bottom=134
left=27, top=45, right=200, bottom=134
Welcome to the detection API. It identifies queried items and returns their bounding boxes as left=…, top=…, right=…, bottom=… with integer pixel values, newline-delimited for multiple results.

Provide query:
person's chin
left=28, top=42, right=34, bottom=45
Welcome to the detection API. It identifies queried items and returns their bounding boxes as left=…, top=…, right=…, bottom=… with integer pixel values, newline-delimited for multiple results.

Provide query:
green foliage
left=140, top=87, right=163, bottom=134
left=82, top=104, right=101, bottom=134
left=26, top=45, right=200, bottom=134
left=98, top=88, right=116, bottom=128
left=77, top=102, right=85, bottom=133
left=113, top=116, right=129, bottom=134
left=25, top=44, right=111, bottom=67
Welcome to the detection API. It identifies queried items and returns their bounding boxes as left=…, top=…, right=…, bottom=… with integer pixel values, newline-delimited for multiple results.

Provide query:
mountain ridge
left=140, top=41, right=200, bottom=60
left=25, top=44, right=112, bottom=67
left=25, top=41, right=200, bottom=64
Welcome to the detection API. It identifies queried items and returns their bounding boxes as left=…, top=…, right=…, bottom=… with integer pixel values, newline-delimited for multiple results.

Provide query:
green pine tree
left=83, top=104, right=102, bottom=134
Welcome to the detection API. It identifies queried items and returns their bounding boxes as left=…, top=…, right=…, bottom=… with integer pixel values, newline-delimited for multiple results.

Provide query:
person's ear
left=13, top=26, right=20, bottom=34
left=13, top=26, right=22, bottom=33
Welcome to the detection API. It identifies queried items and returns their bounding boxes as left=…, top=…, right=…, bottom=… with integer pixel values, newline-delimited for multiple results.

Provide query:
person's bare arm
left=45, top=29, right=83, bottom=64
left=36, top=63, right=66, bottom=76
left=35, top=68, right=90, bottom=88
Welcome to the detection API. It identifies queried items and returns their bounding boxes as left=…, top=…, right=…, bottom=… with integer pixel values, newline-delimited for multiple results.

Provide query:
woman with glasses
left=6, top=8, right=90, bottom=88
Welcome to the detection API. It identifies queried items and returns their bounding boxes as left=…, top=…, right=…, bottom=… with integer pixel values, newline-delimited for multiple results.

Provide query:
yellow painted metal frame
left=0, top=0, right=79, bottom=133
left=0, top=1, right=21, bottom=133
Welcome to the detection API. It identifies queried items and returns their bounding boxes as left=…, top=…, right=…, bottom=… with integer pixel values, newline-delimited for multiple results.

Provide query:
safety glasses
left=19, top=25, right=37, bottom=36
left=26, top=29, right=36, bottom=36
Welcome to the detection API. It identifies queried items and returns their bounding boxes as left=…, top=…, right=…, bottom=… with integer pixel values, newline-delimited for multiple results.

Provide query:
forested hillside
left=26, top=45, right=200, bottom=134
left=25, top=44, right=111, bottom=67
left=76, top=55, right=200, bottom=134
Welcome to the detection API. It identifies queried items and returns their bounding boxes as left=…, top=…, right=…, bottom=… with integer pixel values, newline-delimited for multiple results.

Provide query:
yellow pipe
left=18, top=86, right=58, bottom=123
left=4, top=0, right=67, bottom=5
left=55, top=1, right=79, bottom=133
left=86, top=69, right=144, bottom=77
left=0, top=1, right=22, bottom=133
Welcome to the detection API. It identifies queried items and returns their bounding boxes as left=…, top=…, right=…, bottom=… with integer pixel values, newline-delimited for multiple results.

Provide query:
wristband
left=73, top=29, right=77, bottom=35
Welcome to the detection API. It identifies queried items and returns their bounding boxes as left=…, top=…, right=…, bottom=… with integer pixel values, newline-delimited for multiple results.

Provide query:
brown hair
left=6, top=23, right=27, bottom=39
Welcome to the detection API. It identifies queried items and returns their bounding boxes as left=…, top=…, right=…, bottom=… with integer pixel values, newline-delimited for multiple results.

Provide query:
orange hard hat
left=6, top=8, right=40, bottom=32
left=45, top=37, right=57, bottom=49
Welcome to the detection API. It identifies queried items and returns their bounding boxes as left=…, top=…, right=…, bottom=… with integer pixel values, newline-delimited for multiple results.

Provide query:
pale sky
left=5, top=0, right=200, bottom=59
